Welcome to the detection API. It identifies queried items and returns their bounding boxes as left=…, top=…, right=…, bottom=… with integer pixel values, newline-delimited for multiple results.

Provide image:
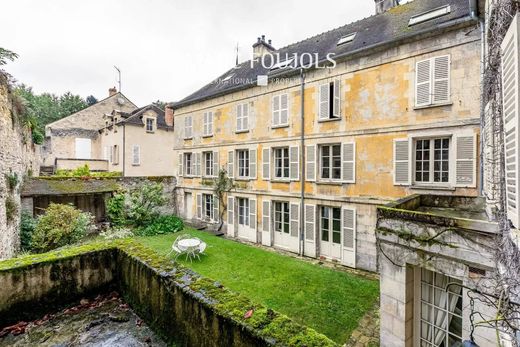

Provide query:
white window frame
left=132, top=144, right=140, bottom=166
left=237, top=149, right=250, bottom=178
left=202, top=193, right=215, bottom=221
left=319, top=144, right=342, bottom=181
left=273, top=201, right=290, bottom=234
left=184, top=115, right=193, bottom=139
left=273, top=147, right=290, bottom=179
left=415, top=55, right=451, bottom=108
left=236, top=103, right=249, bottom=132
left=413, top=137, right=451, bottom=185
left=203, top=111, right=213, bottom=137
left=237, top=197, right=250, bottom=226
left=184, top=152, right=193, bottom=176
left=145, top=118, right=155, bottom=132
left=319, top=206, right=342, bottom=244
left=203, top=151, right=214, bottom=177
left=272, top=94, right=289, bottom=127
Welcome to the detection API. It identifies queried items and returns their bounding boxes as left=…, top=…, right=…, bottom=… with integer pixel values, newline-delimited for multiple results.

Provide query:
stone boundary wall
left=0, top=240, right=336, bottom=347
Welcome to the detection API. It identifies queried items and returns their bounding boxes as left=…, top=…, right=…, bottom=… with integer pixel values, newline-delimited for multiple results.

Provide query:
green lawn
left=138, top=229, right=379, bottom=344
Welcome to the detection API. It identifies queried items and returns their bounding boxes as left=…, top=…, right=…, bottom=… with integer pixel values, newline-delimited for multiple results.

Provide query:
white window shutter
left=243, top=104, right=249, bottom=130
left=304, top=204, right=315, bottom=241
left=455, top=134, right=477, bottom=187
left=262, top=147, right=270, bottom=180
left=213, top=151, right=219, bottom=177
left=394, top=139, right=411, bottom=185
left=433, top=55, right=450, bottom=104
left=132, top=145, right=140, bottom=165
left=249, top=149, right=257, bottom=179
left=262, top=200, right=270, bottom=233
left=196, top=194, right=202, bottom=219
left=342, top=142, right=355, bottom=183
left=342, top=207, right=356, bottom=268
left=289, top=146, right=299, bottom=181
left=306, top=145, right=316, bottom=182
left=333, top=79, right=341, bottom=118
left=178, top=153, right=183, bottom=177
left=236, top=104, right=242, bottom=131
left=280, top=94, right=288, bottom=124
left=196, top=152, right=202, bottom=176
left=319, top=84, right=329, bottom=119
left=203, top=112, right=207, bottom=135
left=502, top=14, right=520, bottom=227
left=228, top=150, right=234, bottom=178
left=272, top=95, right=280, bottom=126
left=249, top=198, right=257, bottom=230
left=213, top=195, right=219, bottom=223
left=415, top=59, right=432, bottom=107
left=290, top=203, right=300, bottom=237
left=208, top=112, right=213, bottom=135
left=227, top=196, right=235, bottom=235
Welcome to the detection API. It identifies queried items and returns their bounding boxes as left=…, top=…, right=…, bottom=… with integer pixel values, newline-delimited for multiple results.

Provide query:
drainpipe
left=299, top=68, right=306, bottom=256
left=122, top=123, right=126, bottom=177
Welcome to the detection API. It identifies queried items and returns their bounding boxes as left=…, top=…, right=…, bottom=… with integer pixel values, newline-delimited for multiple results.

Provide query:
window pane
left=332, top=231, right=341, bottom=244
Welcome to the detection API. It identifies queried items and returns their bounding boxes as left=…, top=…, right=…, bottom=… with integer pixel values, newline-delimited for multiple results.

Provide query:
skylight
left=271, top=58, right=295, bottom=71
left=337, top=33, right=357, bottom=46
left=409, top=5, right=451, bottom=26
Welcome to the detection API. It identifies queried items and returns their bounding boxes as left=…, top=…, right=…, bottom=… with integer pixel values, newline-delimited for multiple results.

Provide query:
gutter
left=299, top=68, right=306, bottom=257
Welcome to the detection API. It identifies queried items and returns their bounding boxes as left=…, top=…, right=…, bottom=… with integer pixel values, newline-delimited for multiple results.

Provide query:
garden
left=11, top=179, right=379, bottom=345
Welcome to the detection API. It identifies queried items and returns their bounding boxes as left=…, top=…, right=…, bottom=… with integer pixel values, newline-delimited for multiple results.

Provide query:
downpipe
left=299, top=68, right=306, bottom=257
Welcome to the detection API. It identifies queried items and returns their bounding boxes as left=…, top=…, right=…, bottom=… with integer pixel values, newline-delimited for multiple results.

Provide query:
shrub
left=20, top=211, right=36, bottom=251
left=106, top=191, right=126, bottom=227
left=53, top=166, right=121, bottom=178
left=5, top=196, right=18, bottom=223
left=99, top=227, right=133, bottom=240
left=5, top=172, right=19, bottom=192
left=31, top=203, right=94, bottom=253
left=134, top=215, right=184, bottom=236
left=31, top=128, right=44, bottom=145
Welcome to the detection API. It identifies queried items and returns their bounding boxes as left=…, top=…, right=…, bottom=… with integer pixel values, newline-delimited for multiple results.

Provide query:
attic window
left=337, top=33, right=356, bottom=46
left=271, top=58, right=295, bottom=71
left=409, top=5, right=451, bottom=26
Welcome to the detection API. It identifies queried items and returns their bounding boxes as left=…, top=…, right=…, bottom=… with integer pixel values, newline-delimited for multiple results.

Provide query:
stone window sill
left=413, top=102, right=453, bottom=110
left=410, top=185, right=455, bottom=191
left=271, top=124, right=289, bottom=129
left=318, top=117, right=341, bottom=123
left=235, top=130, right=249, bottom=134
left=316, top=180, right=343, bottom=186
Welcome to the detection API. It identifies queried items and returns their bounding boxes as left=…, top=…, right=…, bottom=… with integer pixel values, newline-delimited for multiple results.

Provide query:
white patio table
left=177, top=238, right=202, bottom=261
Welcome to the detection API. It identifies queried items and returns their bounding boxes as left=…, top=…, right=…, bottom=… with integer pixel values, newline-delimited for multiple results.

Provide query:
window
left=203, top=111, right=213, bottom=136
left=203, top=194, right=214, bottom=221
left=409, top=5, right=451, bottom=26
left=237, top=150, right=250, bottom=178
left=184, top=116, right=193, bottom=139
left=204, top=151, right=214, bottom=177
left=184, top=153, right=193, bottom=176
left=273, top=201, right=290, bottom=234
left=237, top=198, right=249, bottom=226
left=146, top=118, right=155, bottom=132
left=417, top=268, right=462, bottom=346
left=337, top=33, right=356, bottom=46
left=320, top=144, right=341, bottom=180
left=274, top=147, right=290, bottom=179
left=319, top=80, right=340, bottom=120
left=132, top=145, right=140, bottom=165
left=236, top=103, right=249, bottom=132
left=415, top=55, right=450, bottom=107
left=320, top=206, right=341, bottom=244
left=414, top=138, right=450, bottom=184
left=112, top=145, right=119, bottom=165
left=272, top=94, right=288, bottom=126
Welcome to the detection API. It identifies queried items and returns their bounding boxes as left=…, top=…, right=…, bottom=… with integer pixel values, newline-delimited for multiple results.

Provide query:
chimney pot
left=261, top=35, right=265, bottom=41
left=375, top=0, right=399, bottom=14
left=268, top=39, right=272, bottom=45
left=109, top=87, right=117, bottom=97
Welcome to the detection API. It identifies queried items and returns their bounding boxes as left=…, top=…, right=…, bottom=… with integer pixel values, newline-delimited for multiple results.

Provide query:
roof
left=172, top=0, right=475, bottom=109
left=116, top=104, right=172, bottom=130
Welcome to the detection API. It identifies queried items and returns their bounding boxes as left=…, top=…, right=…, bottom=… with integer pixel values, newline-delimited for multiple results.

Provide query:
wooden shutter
left=306, top=145, right=316, bottom=182
left=227, top=196, right=235, bottom=236
left=132, top=145, right=140, bottom=165
left=213, top=151, right=219, bottom=177
left=290, top=203, right=300, bottom=237
left=249, top=149, right=257, bottom=179
left=203, top=112, right=208, bottom=135
left=208, top=112, right=213, bottom=135
left=433, top=55, right=450, bottom=104
left=196, top=194, right=202, bottom=219
left=262, top=200, right=270, bottom=233
left=304, top=204, right=315, bottom=241
left=228, top=150, right=234, bottom=178
left=342, top=207, right=356, bottom=268
left=333, top=79, right=341, bottom=118
left=243, top=104, right=249, bottom=130
left=249, top=198, right=257, bottom=230
left=280, top=94, right=288, bottom=124
left=502, top=14, right=520, bottom=227
left=262, top=147, right=270, bottom=180
left=213, top=195, right=219, bottom=222
left=272, top=95, right=280, bottom=126
left=319, top=83, right=329, bottom=119
left=415, top=59, right=432, bottom=107
left=289, top=146, right=299, bottom=181
left=178, top=153, right=183, bottom=177
left=394, top=139, right=411, bottom=185
left=195, top=152, right=201, bottom=176
left=236, top=104, right=242, bottom=131
left=455, top=134, right=477, bottom=187
left=342, top=142, right=355, bottom=183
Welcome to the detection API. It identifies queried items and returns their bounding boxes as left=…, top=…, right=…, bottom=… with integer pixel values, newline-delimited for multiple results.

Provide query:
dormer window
left=146, top=118, right=155, bottom=132
left=337, top=33, right=356, bottom=46
left=409, top=5, right=451, bottom=26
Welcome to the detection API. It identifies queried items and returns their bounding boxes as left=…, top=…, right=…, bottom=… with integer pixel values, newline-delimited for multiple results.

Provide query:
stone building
left=171, top=0, right=482, bottom=281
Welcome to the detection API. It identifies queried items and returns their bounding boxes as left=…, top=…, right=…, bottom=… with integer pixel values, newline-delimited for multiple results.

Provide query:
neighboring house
left=43, top=87, right=137, bottom=171
left=172, top=0, right=480, bottom=275
left=99, top=104, right=175, bottom=176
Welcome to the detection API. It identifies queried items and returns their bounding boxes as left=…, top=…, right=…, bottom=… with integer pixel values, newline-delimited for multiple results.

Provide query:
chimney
left=375, top=0, right=399, bottom=14
left=109, top=86, right=117, bottom=97
left=165, top=106, right=174, bottom=127
left=252, top=35, right=275, bottom=58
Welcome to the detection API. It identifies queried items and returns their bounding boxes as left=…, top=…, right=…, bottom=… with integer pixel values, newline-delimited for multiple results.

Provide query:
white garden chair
left=167, top=234, right=191, bottom=261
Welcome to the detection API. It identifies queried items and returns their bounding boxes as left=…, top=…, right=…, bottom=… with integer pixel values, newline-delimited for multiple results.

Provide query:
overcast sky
left=2, top=0, right=378, bottom=106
